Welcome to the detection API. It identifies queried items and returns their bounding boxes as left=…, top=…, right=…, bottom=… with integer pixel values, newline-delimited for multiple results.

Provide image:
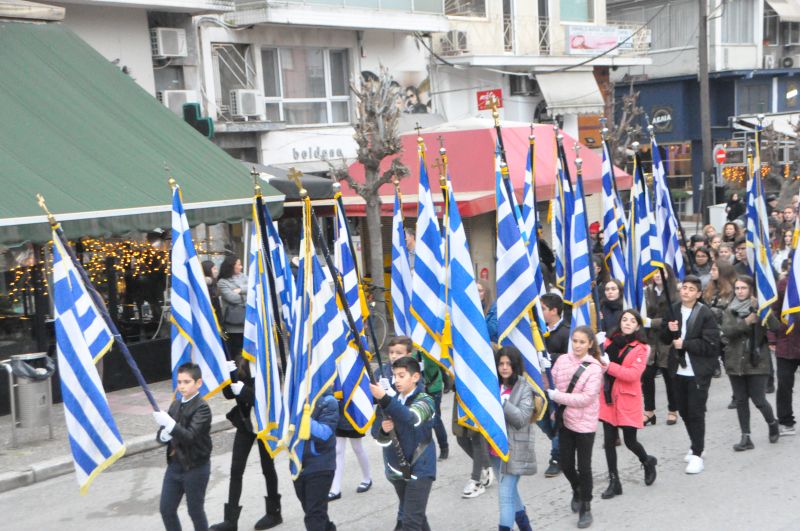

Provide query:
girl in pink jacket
left=598, top=310, right=658, bottom=501
left=548, top=325, right=603, bottom=529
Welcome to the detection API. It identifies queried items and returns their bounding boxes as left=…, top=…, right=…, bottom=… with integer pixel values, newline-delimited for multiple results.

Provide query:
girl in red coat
left=599, top=309, right=658, bottom=499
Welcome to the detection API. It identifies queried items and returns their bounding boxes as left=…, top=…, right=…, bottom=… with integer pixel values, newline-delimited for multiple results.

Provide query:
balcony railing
left=235, top=0, right=443, bottom=14
left=503, top=14, right=513, bottom=52
left=538, top=16, right=550, bottom=55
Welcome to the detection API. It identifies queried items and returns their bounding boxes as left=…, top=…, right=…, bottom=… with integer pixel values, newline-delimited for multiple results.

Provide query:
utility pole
left=698, top=0, right=714, bottom=224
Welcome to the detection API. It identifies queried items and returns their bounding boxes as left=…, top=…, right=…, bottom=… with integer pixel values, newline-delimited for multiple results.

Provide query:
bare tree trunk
left=364, top=176, right=385, bottom=313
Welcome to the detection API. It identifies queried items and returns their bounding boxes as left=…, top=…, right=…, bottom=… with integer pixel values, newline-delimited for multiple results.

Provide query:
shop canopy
left=0, top=20, right=282, bottom=247
left=536, top=72, right=606, bottom=116
left=767, top=0, right=800, bottom=22
left=342, top=118, right=632, bottom=217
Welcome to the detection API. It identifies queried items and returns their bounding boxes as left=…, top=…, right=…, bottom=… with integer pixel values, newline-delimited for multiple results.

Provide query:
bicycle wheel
left=367, top=312, right=388, bottom=353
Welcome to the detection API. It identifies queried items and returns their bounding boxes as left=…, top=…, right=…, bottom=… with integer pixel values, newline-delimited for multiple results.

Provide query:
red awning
left=341, top=118, right=632, bottom=217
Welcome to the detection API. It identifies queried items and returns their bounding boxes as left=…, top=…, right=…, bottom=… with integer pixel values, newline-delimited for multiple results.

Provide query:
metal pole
left=699, top=0, right=714, bottom=223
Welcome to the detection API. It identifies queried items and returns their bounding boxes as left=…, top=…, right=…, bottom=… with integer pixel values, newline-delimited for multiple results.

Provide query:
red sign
left=715, top=147, right=726, bottom=165
left=477, top=89, right=503, bottom=111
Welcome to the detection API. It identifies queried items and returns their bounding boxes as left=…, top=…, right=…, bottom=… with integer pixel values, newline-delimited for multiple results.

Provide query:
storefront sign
left=566, top=25, right=621, bottom=56
left=651, top=106, right=673, bottom=133
left=477, top=89, right=503, bottom=111
left=260, top=127, right=357, bottom=166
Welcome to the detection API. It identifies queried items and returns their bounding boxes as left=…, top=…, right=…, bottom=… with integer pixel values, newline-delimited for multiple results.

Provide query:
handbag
left=223, top=303, right=246, bottom=326
left=554, top=361, right=591, bottom=432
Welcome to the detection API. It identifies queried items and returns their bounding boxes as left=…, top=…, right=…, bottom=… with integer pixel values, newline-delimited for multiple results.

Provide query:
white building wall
left=54, top=3, right=156, bottom=95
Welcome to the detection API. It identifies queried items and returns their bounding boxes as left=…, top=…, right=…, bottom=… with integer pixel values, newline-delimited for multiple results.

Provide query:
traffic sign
left=714, top=146, right=726, bottom=165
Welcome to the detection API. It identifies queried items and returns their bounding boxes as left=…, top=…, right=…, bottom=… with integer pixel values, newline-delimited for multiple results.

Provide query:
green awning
left=0, top=21, right=283, bottom=246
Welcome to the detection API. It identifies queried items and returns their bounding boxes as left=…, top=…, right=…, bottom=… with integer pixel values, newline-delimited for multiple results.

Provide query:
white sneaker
left=685, top=455, right=704, bottom=474
left=684, top=449, right=704, bottom=462
left=779, top=425, right=796, bottom=436
left=480, top=467, right=495, bottom=488
left=461, top=479, right=486, bottom=498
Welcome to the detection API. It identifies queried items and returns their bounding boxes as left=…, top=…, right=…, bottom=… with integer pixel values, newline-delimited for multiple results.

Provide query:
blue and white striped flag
left=520, top=138, right=549, bottom=336
left=601, top=140, right=627, bottom=282
left=651, top=136, right=685, bottom=280
left=747, top=134, right=778, bottom=322
left=624, top=156, right=661, bottom=313
left=495, top=148, right=547, bottom=405
left=281, top=200, right=346, bottom=478
left=565, top=161, right=593, bottom=331
left=333, top=195, right=374, bottom=434
left=410, top=150, right=447, bottom=368
left=550, top=148, right=573, bottom=292
left=782, top=216, right=800, bottom=331
left=445, top=173, right=510, bottom=459
left=242, top=206, right=283, bottom=455
left=391, top=190, right=414, bottom=337
left=263, top=202, right=296, bottom=337
left=170, top=185, right=230, bottom=398
left=51, top=233, right=125, bottom=494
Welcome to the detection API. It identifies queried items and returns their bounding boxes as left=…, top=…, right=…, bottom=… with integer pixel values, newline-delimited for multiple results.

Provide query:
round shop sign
left=651, top=107, right=673, bottom=133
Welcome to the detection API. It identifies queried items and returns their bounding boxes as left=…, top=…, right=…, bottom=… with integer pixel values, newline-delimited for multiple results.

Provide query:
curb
left=0, top=415, right=231, bottom=495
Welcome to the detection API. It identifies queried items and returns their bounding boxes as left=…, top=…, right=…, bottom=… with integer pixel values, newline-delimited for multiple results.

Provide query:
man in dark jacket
left=661, top=275, right=720, bottom=475
left=773, top=276, right=800, bottom=436
left=153, top=362, right=213, bottom=531
left=539, top=292, right=570, bottom=477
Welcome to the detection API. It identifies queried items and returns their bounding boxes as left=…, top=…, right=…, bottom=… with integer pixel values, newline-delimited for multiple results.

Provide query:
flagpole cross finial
left=36, top=193, right=58, bottom=227
left=251, top=166, right=262, bottom=196
left=490, top=94, right=500, bottom=126
left=287, top=167, right=307, bottom=198
left=415, top=123, right=424, bottom=147
left=164, top=162, right=176, bottom=189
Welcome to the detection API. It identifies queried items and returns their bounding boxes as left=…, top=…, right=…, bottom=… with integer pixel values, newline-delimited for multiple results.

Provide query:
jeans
left=390, top=478, right=433, bottom=531
left=228, top=429, right=279, bottom=506
left=431, top=392, right=448, bottom=451
left=674, top=375, right=709, bottom=456
left=776, top=357, right=800, bottom=427
left=642, top=364, right=676, bottom=412
left=491, top=457, right=524, bottom=528
left=558, top=427, right=595, bottom=502
left=729, top=374, right=776, bottom=433
left=456, top=431, right=489, bottom=482
left=293, top=471, right=335, bottom=531
left=601, top=422, right=649, bottom=475
left=160, top=460, right=210, bottom=531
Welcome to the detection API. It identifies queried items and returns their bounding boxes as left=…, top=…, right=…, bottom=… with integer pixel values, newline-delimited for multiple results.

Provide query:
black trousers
left=558, top=427, right=595, bottom=502
left=602, top=422, right=649, bottom=475
left=160, top=461, right=210, bottom=531
left=390, top=477, right=433, bottom=531
left=456, top=431, right=489, bottom=482
left=729, top=374, right=776, bottom=434
left=228, top=429, right=279, bottom=506
left=674, top=375, right=709, bottom=456
left=777, top=357, right=800, bottom=427
left=431, top=392, right=448, bottom=450
left=642, top=364, right=676, bottom=412
left=293, top=470, right=335, bottom=531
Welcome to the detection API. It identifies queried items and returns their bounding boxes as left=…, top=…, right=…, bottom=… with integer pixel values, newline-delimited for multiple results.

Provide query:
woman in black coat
left=600, top=279, right=625, bottom=335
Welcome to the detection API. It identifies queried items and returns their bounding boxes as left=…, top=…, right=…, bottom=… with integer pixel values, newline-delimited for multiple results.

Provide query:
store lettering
left=292, top=146, right=345, bottom=161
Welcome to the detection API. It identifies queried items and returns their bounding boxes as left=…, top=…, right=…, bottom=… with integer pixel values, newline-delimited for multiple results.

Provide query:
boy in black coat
left=660, top=275, right=720, bottom=475
left=153, top=362, right=213, bottom=531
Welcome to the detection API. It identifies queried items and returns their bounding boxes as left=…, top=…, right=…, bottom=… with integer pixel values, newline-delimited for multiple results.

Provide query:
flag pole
left=438, top=140, right=453, bottom=366
left=251, top=168, right=289, bottom=376
left=36, top=194, right=160, bottom=412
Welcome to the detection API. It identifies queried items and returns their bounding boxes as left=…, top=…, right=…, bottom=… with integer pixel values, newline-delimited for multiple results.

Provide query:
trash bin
left=2, top=352, right=55, bottom=447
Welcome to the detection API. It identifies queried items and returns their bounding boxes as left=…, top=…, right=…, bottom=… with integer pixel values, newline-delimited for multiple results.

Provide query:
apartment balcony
left=55, top=0, right=235, bottom=14
left=228, top=0, right=449, bottom=32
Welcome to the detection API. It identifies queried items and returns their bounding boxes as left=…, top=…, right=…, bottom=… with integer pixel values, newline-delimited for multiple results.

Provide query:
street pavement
left=2, top=370, right=800, bottom=530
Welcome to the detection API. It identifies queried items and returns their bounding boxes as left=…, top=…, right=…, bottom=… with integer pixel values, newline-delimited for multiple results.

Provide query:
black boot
left=209, top=503, right=242, bottom=531
left=577, top=501, right=593, bottom=528
left=733, top=434, right=754, bottom=452
left=769, top=421, right=780, bottom=443
left=254, top=495, right=282, bottom=530
left=600, top=472, right=622, bottom=499
left=515, top=508, right=533, bottom=531
left=571, top=488, right=581, bottom=513
left=642, top=455, right=658, bottom=486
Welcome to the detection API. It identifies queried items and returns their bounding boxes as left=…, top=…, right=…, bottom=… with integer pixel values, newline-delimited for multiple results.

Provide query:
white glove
left=225, top=360, right=237, bottom=373
left=159, top=430, right=173, bottom=443
left=600, top=353, right=610, bottom=365
left=538, top=352, right=552, bottom=370
left=379, top=377, right=396, bottom=397
left=643, top=317, right=652, bottom=329
left=153, top=410, right=176, bottom=433
left=230, top=381, right=244, bottom=396
left=546, top=388, right=558, bottom=401
left=596, top=331, right=606, bottom=345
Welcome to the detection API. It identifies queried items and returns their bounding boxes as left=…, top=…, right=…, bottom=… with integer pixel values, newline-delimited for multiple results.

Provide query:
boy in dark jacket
left=153, top=362, right=213, bottom=531
left=540, top=292, right=570, bottom=477
left=660, top=275, right=720, bottom=475
left=370, top=356, right=436, bottom=531
left=294, top=391, right=339, bottom=531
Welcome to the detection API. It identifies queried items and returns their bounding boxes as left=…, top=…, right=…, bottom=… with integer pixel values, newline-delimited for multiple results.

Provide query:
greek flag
left=601, top=140, right=627, bottom=282
left=333, top=195, right=374, bottom=433
left=651, top=136, right=685, bottom=280
left=263, top=202, right=296, bottom=337
left=410, top=151, right=447, bottom=368
left=170, top=185, right=230, bottom=398
left=782, top=217, right=800, bottom=331
left=282, top=200, right=345, bottom=478
left=550, top=148, right=572, bottom=291
left=520, top=138, right=549, bottom=337
left=446, top=174, right=510, bottom=460
left=51, top=233, right=125, bottom=494
left=391, top=189, right=414, bottom=337
left=242, top=207, right=283, bottom=455
left=495, top=148, right=547, bottom=406
left=565, top=161, right=593, bottom=330
left=746, top=134, right=778, bottom=322
left=624, top=156, right=661, bottom=313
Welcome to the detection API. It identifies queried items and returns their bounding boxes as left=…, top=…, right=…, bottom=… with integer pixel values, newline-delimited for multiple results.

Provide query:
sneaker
left=780, top=425, right=796, bottom=436
left=461, top=479, right=486, bottom=498
left=684, top=449, right=704, bottom=462
left=544, top=459, right=561, bottom=478
left=479, top=467, right=495, bottom=488
left=685, top=455, right=704, bottom=474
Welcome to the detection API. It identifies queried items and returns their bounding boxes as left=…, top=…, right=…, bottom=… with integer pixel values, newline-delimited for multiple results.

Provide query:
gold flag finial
left=164, top=162, right=176, bottom=189
left=415, top=122, right=424, bottom=149
left=287, top=167, right=307, bottom=198
left=36, top=193, right=58, bottom=227
left=490, top=94, right=500, bottom=127
left=251, top=166, right=262, bottom=197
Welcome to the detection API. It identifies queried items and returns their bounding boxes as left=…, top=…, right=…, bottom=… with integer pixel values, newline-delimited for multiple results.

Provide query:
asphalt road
left=4, top=372, right=800, bottom=531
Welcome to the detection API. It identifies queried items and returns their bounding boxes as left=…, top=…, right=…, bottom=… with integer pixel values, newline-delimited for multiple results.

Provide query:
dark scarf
left=603, top=333, right=637, bottom=405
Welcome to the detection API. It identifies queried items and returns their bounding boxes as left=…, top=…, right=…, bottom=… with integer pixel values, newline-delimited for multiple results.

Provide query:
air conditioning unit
left=764, top=55, right=776, bottom=69
left=230, top=89, right=261, bottom=117
left=440, top=30, right=469, bottom=55
left=159, top=90, right=200, bottom=115
left=151, top=28, right=188, bottom=58
left=510, top=76, right=540, bottom=97
left=780, top=54, right=800, bottom=68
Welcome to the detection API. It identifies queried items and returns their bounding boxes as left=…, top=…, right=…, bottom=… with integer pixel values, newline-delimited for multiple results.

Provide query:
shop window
left=261, top=47, right=351, bottom=126
left=764, top=8, right=779, bottom=46
left=560, top=0, right=593, bottom=23
left=737, top=82, right=771, bottom=115
left=444, top=0, right=486, bottom=18
left=645, top=0, right=698, bottom=50
left=721, top=0, right=754, bottom=44
left=784, top=22, right=800, bottom=45
left=0, top=244, right=42, bottom=358
left=663, top=142, right=693, bottom=198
